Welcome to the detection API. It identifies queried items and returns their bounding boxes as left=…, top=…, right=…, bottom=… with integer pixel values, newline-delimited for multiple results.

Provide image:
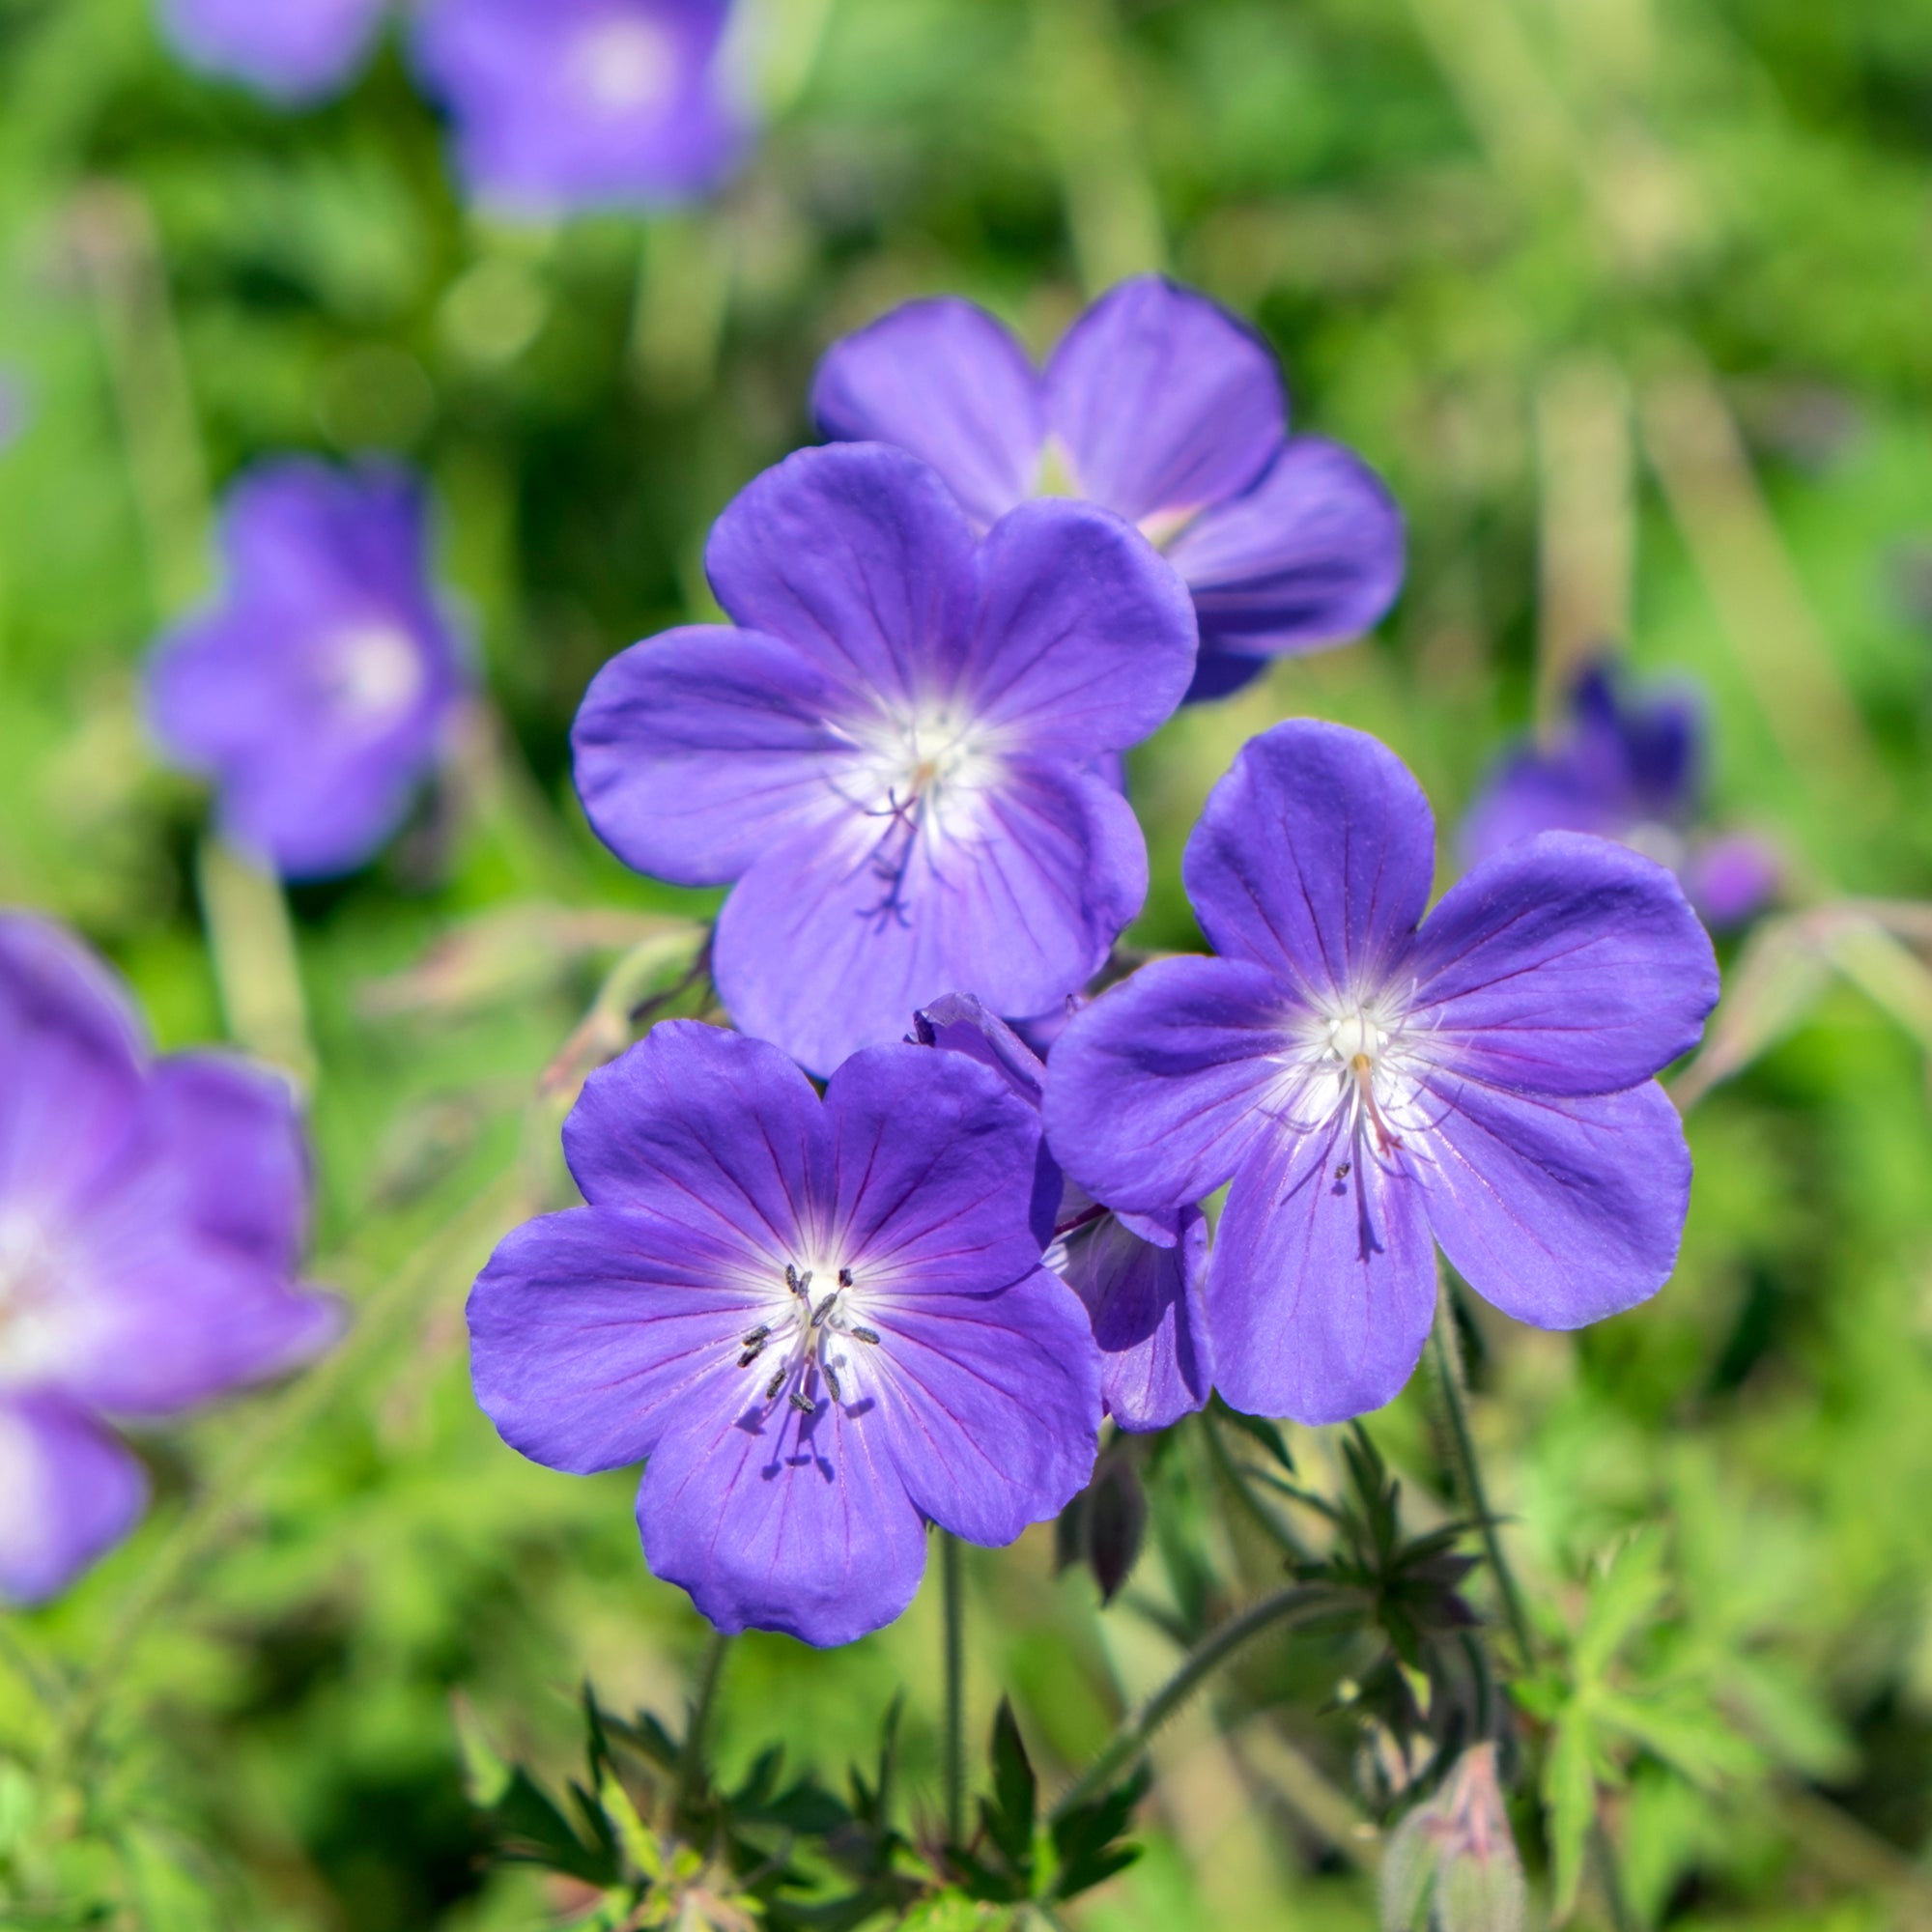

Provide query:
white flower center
left=836, top=703, right=1002, bottom=924
left=572, top=14, right=676, bottom=115
left=320, top=622, right=426, bottom=729
left=734, top=1261, right=881, bottom=1415
left=1272, top=986, right=1431, bottom=1158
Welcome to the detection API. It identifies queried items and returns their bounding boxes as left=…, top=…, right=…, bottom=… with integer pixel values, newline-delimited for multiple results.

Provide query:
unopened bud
left=1378, top=1744, right=1524, bottom=1932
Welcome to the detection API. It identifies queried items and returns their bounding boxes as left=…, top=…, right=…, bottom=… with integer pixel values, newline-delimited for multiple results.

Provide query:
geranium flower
left=1043, top=721, right=1719, bottom=1425
left=145, top=459, right=468, bottom=882
left=412, top=0, right=748, bottom=213
left=913, top=993, right=1212, bottom=1433
left=811, top=274, right=1404, bottom=701
left=1463, top=659, right=1780, bottom=927
left=157, top=0, right=389, bottom=102
left=572, top=442, right=1198, bottom=1074
left=0, top=914, right=338, bottom=1605
left=467, top=1020, right=1100, bottom=1647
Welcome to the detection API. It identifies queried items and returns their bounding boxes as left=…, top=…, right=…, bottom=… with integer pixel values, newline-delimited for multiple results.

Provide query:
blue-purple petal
left=1409, top=833, right=1719, bottom=1096
left=715, top=759, right=1147, bottom=1076
left=811, top=298, right=1045, bottom=530
left=1414, top=1078, right=1690, bottom=1330
left=1210, top=1122, right=1436, bottom=1425
left=703, top=444, right=977, bottom=713
left=639, top=1378, right=929, bottom=1646
left=1054, top=1206, right=1212, bottom=1433
left=573, top=625, right=852, bottom=887
left=0, top=1396, right=149, bottom=1606
left=469, top=1206, right=773, bottom=1473
left=1166, top=437, right=1405, bottom=663
left=867, top=1264, right=1100, bottom=1546
left=563, top=1022, right=822, bottom=1244
left=1181, top=720, right=1435, bottom=1001
left=1043, top=275, right=1284, bottom=525
left=965, top=498, right=1198, bottom=755
left=159, top=0, right=387, bottom=102
left=1043, top=954, right=1296, bottom=1214
left=412, top=0, right=747, bottom=213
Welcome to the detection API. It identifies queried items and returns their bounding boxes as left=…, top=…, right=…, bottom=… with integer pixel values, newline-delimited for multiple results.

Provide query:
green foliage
left=6, top=0, right=1932, bottom=1925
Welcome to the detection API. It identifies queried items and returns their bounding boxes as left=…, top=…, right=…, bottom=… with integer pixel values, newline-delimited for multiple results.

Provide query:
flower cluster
left=1462, top=658, right=1780, bottom=928
left=0, top=915, right=337, bottom=1604
left=464, top=275, right=1718, bottom=1650
left=156, top=0, right=748, bottom=213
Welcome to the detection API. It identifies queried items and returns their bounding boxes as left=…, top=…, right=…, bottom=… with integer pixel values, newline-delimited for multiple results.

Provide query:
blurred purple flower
left=572, top=442, right=1198, bottom=1074
left=913, top=994, right=1211, bottom=1433
left=1044, top=721, right=1718, bottom=1426
left=812, top=275, right=1405, bottom=703
left=157, top=0, right=389, bottom=103
left=145, top=459, right=467, bottom=883
left=1462, top=661, right=1780, bottom=929
left=412, top=0, right=748, bottom=214
left=468, top=1020, right=1099, bottom=1646
left=0, top=914, right=338, bottom=1605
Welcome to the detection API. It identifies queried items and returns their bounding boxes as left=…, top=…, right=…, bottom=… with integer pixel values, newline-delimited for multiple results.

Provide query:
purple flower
left=572, top=442, right=1198, bottom=1075
left=157, top=0, right=389, bottom=103
left=811, top=275, right=1405, bottom=703
left=145, top=460, right=468, bottom=883
left=412, top=0, right=748, bottom=214
left=467, top=1020, right=1100, bottom=1646
left=0, top=914, right=338, bottom=1605
left=1043, top=721, right=1719, bottom=1426
left=912, top=994, right=1211, bottom=1433
left=1462, top=661, right=1780, bottom=929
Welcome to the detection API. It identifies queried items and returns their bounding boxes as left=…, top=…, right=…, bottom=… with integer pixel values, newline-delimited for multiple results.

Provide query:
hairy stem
left=942, top=1532, right=966, bottom=1843
left=1050, top=1585, right=1329, bottom=1822
left=1428, top=1282, right=1535, bottom=1669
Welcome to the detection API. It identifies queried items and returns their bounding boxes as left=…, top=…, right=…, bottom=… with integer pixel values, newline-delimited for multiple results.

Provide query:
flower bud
left=1378, top=1744, right=1525, bottom=1932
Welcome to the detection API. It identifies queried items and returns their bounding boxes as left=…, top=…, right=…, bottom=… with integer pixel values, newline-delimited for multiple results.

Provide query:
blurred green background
left=6, top=0, right=1932, bottom=1925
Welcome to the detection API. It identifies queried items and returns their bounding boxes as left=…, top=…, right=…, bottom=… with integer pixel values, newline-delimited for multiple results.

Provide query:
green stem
left=1049, top=1584, right=1328, bottom=1822
left=42, top=1171, right=524, bottom=1788
left=1428, top=1282, right=1535, bottom=1670
left=668, top=1630, right=732, bottom=1826
left=942, top=1532, right=966, bottom=1844
left=198, top=834, right=316, bottom=1090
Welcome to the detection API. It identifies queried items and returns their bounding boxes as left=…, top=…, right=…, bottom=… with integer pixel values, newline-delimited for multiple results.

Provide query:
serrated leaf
left=1594, top=1690, right=1763, bottom=1788
left=1543, top=1718, right=1596, bottom=1923
left=982, top=1701, right=1036, bottom=1873
left=1577, top=1533, right=1670, bottom=1680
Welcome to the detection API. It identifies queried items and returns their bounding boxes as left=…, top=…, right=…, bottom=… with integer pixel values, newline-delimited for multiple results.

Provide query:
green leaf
left=981, top=1700, right=1037, bottom=1875
left=1543, top=1717, right=1596, bottom=1923
left=1576, top=1532, right=1670, bottom=1681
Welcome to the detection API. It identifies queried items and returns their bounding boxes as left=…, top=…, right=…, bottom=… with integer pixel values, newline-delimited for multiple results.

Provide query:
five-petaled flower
left=913, top=994, right=1211, bottom=1434
left=158, top=0, right=390, bottom=102
left=1463, top=658, right=1780, bottom=929
left=812, top=274, right=1405, bottom=702
left=467, top=1020, right=1101, bottom=1647
left=1044, top=721, right=1719, bottom=1426
left=412, top=0, right=748, bottom=213
left=0, top=913, right=339, bottom=1605
left=572, top=441, right=1198, bottom=1074
left=145, top=459, right=468, bottom=882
